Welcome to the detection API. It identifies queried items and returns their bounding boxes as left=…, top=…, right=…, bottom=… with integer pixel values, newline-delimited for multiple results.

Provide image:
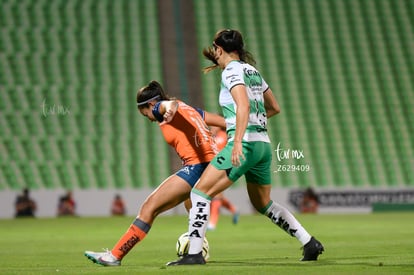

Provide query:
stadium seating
left=193, top=0, right=413, bottom=188
left=0, top=0, right=169, bottom=190
left=0, top=0, right=412, bottom=191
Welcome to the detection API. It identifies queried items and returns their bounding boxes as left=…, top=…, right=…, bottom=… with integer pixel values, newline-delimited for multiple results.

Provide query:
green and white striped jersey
left=219, top=60, right=271, bottom=143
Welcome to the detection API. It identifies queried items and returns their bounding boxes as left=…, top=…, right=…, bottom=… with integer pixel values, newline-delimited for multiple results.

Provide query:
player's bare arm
left=230, top=84, right=249, bottom=166
left=263, top=88, right=280, bottom=118
left=204, top=112, right=226, bottom=128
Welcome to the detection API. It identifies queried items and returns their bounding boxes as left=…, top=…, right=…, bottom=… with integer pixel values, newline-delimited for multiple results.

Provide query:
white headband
left=137, top=95, right=160, bottom=106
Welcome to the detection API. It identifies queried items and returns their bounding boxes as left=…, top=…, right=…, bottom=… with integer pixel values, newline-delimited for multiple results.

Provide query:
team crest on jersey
left=243, top=68, right=263, bottom=87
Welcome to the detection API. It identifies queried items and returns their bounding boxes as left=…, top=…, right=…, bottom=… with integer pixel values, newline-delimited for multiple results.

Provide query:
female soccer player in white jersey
left=168, top=29, right=324, bottom=265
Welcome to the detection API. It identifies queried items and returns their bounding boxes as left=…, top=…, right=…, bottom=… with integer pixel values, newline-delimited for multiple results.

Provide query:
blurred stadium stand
left=195, top=0, right=413, bottom=188
left=0, top=0, right=413, bottom=195
left=0, top=0, right=170, bottom=190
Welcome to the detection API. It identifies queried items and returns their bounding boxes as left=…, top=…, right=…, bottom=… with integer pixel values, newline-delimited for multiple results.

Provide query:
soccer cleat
left=84, top=249, right=121, bottom=266
left=166, top=252, right=206, bottom=266
left=301, top=237, right=324, bottom=261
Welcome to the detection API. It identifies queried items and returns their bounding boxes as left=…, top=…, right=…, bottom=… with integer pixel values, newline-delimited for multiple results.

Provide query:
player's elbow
left=239, top=104, right=250, bottom=114
left=267, top=105, right=280, bottom=118
left=274, top=104, right=281, bottom=114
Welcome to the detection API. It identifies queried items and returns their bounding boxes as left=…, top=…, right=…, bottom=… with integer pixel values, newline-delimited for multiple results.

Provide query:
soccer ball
left=176, top=232, right=210, bottom=261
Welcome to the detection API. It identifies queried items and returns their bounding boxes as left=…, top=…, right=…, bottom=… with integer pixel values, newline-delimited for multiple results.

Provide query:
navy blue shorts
left=176, top=162, right=209, bottom=187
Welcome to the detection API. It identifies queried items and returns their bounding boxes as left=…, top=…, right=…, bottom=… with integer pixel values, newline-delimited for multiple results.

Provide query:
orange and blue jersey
left=152, top=100, right=218, bottom=166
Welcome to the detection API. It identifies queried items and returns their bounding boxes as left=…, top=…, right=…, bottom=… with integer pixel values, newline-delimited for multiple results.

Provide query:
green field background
left=1, top=213, right=413, bottom=274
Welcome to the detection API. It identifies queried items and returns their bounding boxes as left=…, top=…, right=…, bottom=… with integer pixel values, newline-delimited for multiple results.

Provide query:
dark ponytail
left=202, top=29, right=255, bottom=73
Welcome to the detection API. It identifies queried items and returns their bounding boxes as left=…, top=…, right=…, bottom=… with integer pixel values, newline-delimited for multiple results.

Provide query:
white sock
left=188, top=189, right=211, bottom=255
left=263, top=201, right=311, bottom=245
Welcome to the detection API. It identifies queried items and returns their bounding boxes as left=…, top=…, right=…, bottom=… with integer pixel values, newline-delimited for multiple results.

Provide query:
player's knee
left=251, top=198, right=270, bottom=213
left=139, top=202, right=157, bottom=219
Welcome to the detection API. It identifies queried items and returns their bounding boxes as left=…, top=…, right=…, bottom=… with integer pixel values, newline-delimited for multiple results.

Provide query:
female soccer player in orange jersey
left=85, top=80, right=225, bottom=266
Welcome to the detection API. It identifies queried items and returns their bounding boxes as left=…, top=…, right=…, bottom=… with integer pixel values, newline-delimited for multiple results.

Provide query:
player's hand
left=163, top=109, right=174, bottom=123
left=163, top=101, right=178, bottom=123
left=231, top=141, right=245, bottom=167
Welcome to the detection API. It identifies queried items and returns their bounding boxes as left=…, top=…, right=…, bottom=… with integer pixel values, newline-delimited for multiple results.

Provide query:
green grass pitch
left=1, top=213, right=413, bottom=274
